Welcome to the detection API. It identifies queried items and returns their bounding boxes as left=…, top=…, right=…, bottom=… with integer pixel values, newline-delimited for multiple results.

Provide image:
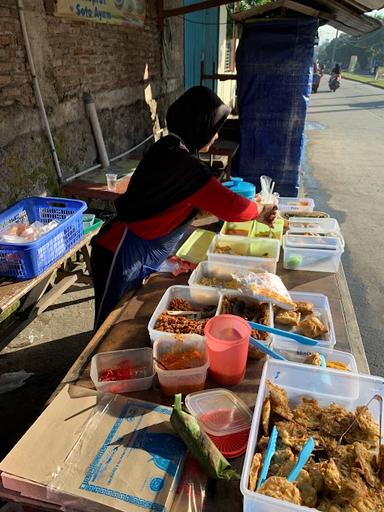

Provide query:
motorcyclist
left=331, top=63, right=341, bottom=77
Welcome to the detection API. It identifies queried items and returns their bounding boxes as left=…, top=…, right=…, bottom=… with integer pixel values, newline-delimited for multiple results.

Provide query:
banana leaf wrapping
left=170, top=394, right=240, bottom=480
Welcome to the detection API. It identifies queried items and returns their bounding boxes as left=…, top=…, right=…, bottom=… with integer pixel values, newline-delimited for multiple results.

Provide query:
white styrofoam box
left=207, top=235, right=280, bottom=274
left=283, top=236, right=343, bottom=273
left=148, top=285, right=221, bottom=344
left=278, top=197, right=315, bottom=213
left=273, top=291, right=336, bottom=348
left=216, top=290, right=274, bottom=345
left=188, top=260, right=247, bottom=291
left=241, top=360, right=384, bottom=512
left=270, top=339, right=358, bottom=373
left=288, top=217, right=340, bottom=234
left=90, top=348, right=154, bottom=393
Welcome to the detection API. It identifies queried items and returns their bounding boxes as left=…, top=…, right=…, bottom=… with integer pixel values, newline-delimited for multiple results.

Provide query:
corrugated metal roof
left=232, top=0, right=384, bottom=35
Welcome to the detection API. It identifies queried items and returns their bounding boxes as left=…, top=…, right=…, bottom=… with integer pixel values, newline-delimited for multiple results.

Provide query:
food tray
left=284, top=232, right=343, bottom=251
left=270, top=339, right=358, bottom=372
left=153, top=338, right=209, bottom=396
left=0, top=196, right=87, bottom=279
left=241, top=359, right=384, bottom=512
left=90, top=348, right=154, bottom=394
left=217, top=290, right=274, bottom=345
left=278, top=197, right=315, bottom=213
left=207, top=235, right=280, bottom=274
left=188, top=261, right=246, bottom=291
left=251, top=219, right=284, bottom=244
left=283, top=236, right=343, bottom=273
left=83, top=217, right=103, bottom=235
left=272, top=291, right=336, bottom=348
left=148, top=285, right=221, bottom=344
left=175, top=229, right=216, bottom=264
left=220, top=221, right=254, bottom=237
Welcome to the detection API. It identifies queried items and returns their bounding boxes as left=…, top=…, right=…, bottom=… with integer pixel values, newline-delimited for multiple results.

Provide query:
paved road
left=304, top=76, right=384, bottom=376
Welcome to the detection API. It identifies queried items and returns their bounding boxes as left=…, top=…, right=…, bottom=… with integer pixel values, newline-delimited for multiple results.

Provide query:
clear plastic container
left=285, top=232, right=342, bottom=251
left=278, top=197, right=315, bottom=213
left=251, top=219, right=284, bottom=244
left=82, top=213, right=95, bottom=229
left=207, top=235, right=280, bottom=274
left=153, top=338, right=209, bottom=396
left=188, top=261, right=245, bottom=291
left=288, top=217, right=340, bottom=234
left=270, top=339, right=358, bottom=372
left=90, top=347, right=154, bottom=394
left=185, top=388, right=252, bottom=437
left=273, top=291, right=336, bottom=348
left=283, top=236, right=343, bottom=273
left=241, top=360, right=384, bottom=512
left=220, top=221, right=254, bottom=237
left=147, top=285, right=221, bottom=344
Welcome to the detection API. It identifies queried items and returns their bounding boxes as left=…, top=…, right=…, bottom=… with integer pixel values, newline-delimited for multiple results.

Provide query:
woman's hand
left=255, top=197, right=278, bottom=228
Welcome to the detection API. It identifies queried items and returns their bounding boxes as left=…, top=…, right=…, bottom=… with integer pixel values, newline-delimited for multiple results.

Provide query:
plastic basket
left=0, top=196, right=87, bottom=279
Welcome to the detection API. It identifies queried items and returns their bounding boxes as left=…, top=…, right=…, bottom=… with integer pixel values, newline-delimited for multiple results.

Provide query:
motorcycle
left=329, top=74, right=341, bottom=92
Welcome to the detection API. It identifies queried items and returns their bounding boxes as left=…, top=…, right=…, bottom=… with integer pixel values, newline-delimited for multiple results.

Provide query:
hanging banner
left=52, top=0, right=146, bottom=27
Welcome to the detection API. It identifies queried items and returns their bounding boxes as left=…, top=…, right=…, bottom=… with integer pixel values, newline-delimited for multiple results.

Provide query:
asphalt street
left=304, top=76, right=384, bottom=376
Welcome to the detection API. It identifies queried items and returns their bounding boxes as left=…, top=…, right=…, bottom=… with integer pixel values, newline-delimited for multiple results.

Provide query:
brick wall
left=0, top=0, right=184, bottom=208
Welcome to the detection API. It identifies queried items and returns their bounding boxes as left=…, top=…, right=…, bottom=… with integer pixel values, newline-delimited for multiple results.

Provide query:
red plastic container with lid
left=204, top=314, right=251, bottom=386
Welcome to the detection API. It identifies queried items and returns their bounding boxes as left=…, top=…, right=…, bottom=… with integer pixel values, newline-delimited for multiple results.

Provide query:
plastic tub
left=90, top=348, right=154, bottom=394
left=241, top=359, right=384, bottom=512
left=220, top=221, right=254, bottom=237
left=175, top=229, right=216, bottom=264
left=153, top=338, right=209, bottom=396
left=273, top=291, right=336, bottom=348
left=185, top=388, right=252, bottom=437
left=288, top=217, right=341, bottom=234
left=283, top=236, right=343, bottom=273
left=278, top=197, right=315, bottom=213
left=251, top=219, right=284, bottom=244
left=207, top=235, right=280, bottom=274
left=285, top=232, right=343, bottom=251
left=270, top=339, right=358, bottom=372
left=204, top=314, right=251, bottom=386
left=188, top=261, right=247, bottom=291
left=148, top=285, right=221, bottom=344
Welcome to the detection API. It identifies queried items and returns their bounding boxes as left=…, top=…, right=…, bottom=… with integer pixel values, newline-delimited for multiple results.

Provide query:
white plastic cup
left=106, top=173, right=118, bottom=191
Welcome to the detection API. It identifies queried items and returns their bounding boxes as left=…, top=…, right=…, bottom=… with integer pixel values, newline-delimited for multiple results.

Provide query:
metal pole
left=330, top=29, right=339, bottom=68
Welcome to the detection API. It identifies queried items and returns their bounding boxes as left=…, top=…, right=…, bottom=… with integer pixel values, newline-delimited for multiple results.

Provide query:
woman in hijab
left=91, top=86, right=277, bottom=328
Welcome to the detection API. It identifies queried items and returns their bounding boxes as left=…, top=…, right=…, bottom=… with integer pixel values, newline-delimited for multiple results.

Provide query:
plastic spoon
left=257, top=426, right=278, bottom=489
left=249, top=337, right=286, bottom=360
left=287, top=437, right=315, bottom=482
left=248, top=321, right=319, bottom=346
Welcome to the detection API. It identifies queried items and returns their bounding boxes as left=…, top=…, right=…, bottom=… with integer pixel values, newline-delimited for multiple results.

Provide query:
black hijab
left=115, top=87, right=230, bottom=223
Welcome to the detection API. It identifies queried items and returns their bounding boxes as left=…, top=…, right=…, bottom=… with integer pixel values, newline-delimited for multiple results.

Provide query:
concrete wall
left=0, top=0, right=184, bottom=209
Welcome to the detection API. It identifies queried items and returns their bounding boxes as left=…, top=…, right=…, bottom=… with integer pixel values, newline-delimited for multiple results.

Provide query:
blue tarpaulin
left=233, top=16, right=319, bottom=196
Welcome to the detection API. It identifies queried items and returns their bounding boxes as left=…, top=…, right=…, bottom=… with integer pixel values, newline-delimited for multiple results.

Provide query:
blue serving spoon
left=257, top=426, right=278, bottom=489
left=249, top=336, right=286, bottom=361
left=287, top=437, right=315, bottom=482
left=248, top=321, right=319, bottom=346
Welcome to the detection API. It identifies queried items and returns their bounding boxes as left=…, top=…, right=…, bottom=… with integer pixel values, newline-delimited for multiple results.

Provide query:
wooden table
left=0, top=230, right=98, bottom=351
left=0, top=254, right=369, bottom=511
left=62, top=176, right=131, bottom=204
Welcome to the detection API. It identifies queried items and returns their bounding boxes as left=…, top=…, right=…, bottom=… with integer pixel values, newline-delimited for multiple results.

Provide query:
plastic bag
left=0, top=220, right=59, bottom=243
left=232, top=271, right=295, bottom=310
left=171, top=454, right=208, bottom=512
left=170, top=394, right=240, bottom=480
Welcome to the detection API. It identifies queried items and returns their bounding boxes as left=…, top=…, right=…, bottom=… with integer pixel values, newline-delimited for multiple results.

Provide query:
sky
left=318, top=7, right=384, bottom=45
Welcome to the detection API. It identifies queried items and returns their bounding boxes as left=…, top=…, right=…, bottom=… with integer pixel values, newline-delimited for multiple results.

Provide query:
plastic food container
left=288, top=217, right=341, bottom=234
left=188, top=261, right=246, bottom=291
left=285, top=232, right=343, bottom=251
left=283, top=234, right=344, bottom=273
left=153, top=338, right=209, bottom=396
left=273, top=291, right=336, bottom=348
left=82, top=213, right=95, bottom=229
left=251, top=219, right=284, bottom=244
left=220, top=221, right=254, bottom=237
left=204, top=314, right=251, bottom=386
left=207, top=235, right=280, bottom=274
left=148, top=285, right=221, bottom=344
left=278, top=197, right=315, bottom=213
left=175, top=229, right=216, bottom=264
left=90, top=347, right=154, bottom=394
left=241, top=360, right=384, bottom=512
left=270, top=339, right=358, bottom=372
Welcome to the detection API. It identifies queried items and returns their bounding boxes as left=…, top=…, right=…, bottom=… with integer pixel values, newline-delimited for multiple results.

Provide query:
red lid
left=208, top=429, right=250, bottom=459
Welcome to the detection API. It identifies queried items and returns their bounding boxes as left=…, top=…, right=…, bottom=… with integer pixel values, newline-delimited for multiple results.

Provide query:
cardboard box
left=0, top=385, right=186, bottom=512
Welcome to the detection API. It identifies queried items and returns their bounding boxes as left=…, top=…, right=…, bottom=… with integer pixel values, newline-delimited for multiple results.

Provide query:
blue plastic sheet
left=233, top=17, right=319, bottom=196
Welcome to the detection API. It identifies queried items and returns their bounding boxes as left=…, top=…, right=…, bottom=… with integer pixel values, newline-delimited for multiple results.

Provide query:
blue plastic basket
left=0, top=197, right=87, bottom=279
